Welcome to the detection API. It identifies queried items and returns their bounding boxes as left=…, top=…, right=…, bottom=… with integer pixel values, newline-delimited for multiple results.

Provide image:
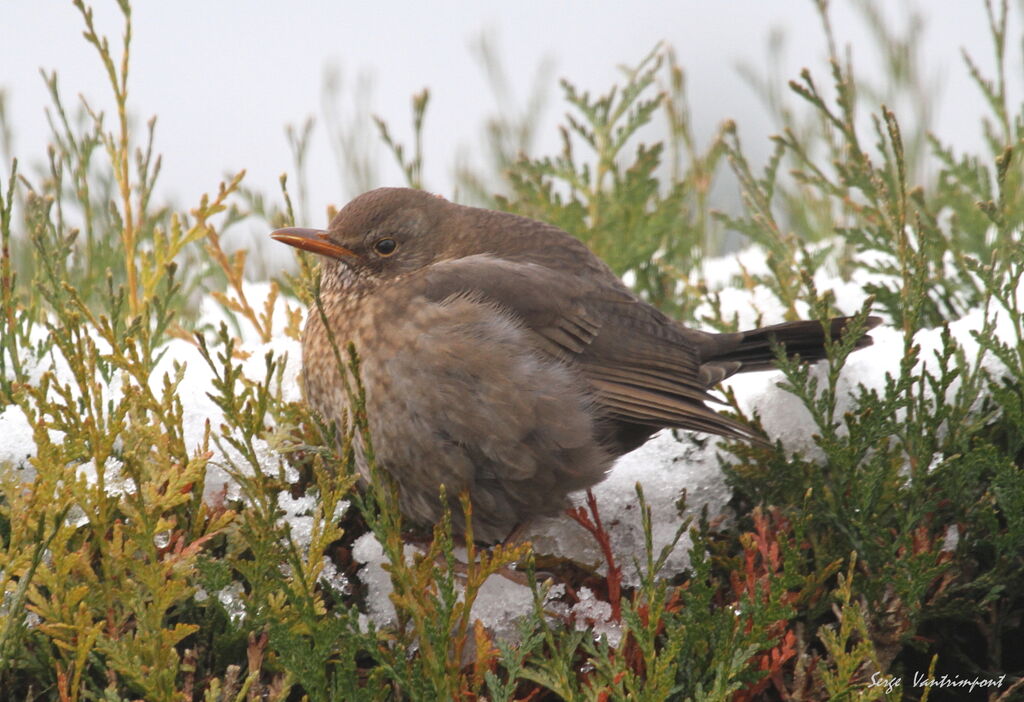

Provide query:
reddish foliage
left=731, top=508, right=801, bottom=702
left=565, top=490, right=623, bottom=622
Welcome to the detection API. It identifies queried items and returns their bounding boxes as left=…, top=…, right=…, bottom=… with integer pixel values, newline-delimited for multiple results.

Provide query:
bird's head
left=270, top=188, right=470, bottom=289
left=272, top=186, right=587, bottom=294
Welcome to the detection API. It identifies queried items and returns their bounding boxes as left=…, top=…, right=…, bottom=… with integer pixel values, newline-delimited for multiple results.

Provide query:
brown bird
left=272, top=188, right=879, bottom=542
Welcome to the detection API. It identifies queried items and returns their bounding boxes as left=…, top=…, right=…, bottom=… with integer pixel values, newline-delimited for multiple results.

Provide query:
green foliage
left=517, top=500, right=808, bottom=702
left=374, top=89, right=431, bottom=192
left=1, top=0, right=1023, bottom=700
left=492, top=46, right=727, bottom=317
left=714, top=1, right=1024, bottom=695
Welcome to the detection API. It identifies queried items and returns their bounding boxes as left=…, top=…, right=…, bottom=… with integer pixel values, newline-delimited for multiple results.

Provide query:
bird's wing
left=415, top=255, right=753, bottom=438
left=416, top=254, right=612, bottom=360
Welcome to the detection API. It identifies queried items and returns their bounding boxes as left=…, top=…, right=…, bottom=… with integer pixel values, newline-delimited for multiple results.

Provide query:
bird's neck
left=315, top=266, right=379, bottom=314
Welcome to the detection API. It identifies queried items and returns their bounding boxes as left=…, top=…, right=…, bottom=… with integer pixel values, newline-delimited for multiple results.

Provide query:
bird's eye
left=373, top=238, right=398, bottom=256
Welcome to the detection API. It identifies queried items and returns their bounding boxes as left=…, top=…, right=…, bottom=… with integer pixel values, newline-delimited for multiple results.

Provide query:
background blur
left=0, top=2, right=1011, bottom=228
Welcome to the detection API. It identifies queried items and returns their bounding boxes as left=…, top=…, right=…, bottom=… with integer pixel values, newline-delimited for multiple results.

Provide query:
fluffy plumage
left=273, top=188, right=880, bottom=541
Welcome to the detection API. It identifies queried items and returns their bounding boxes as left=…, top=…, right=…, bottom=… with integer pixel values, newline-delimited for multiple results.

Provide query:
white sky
left=0, top=2, right=1007, bottom=231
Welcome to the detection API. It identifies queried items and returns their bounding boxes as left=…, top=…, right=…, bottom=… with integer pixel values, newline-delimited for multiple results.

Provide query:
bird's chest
left=299, top=279, right=428, bottom=427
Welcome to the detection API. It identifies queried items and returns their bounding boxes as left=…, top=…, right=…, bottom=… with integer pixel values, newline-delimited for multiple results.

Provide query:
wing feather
left=414, top=255, right=739, bottom=434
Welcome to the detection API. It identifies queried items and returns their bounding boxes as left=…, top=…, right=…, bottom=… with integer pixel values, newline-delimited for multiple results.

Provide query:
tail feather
left=699, top=315, right=881, bottom=384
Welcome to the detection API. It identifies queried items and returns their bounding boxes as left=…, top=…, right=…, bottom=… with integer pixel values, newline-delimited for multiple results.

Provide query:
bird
left=271, top=187, right=879, bottom=542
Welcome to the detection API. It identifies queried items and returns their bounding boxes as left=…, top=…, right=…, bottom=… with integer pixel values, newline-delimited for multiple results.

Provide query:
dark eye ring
left=373, top=238, right=398, bottom=256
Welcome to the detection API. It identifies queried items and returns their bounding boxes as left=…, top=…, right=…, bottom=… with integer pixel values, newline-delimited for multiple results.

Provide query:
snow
left=74, top=457, right=133, bottom=497
left=0, top=404, right=34, bottom=468
left=350, top=532, right=402, bottom=627
left=278, top=492, right=317, bottom=549
left=472, top=570, right=536, bottom=639
left=216, top=582, right=247, bottom=624
left=522, top=430, right=726, bottom=585
left=2, top=238, right=1021, bottom=643
left=318, top=555, right=353, bottom=597
left=571, top=586, right=621, bottom=647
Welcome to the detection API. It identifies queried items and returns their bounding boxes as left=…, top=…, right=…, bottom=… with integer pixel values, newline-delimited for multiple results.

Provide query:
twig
left=566, top=489, right=623, bottom=621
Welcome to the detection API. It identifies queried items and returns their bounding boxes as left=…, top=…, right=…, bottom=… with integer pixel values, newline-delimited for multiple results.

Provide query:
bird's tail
left=697, top=315, right=882, bottom=386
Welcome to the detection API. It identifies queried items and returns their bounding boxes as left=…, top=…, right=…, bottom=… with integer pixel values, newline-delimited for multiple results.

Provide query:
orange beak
left=270, top=227, right=360, bottom=261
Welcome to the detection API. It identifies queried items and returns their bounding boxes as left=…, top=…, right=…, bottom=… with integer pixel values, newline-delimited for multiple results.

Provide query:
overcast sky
left=1, top=2, right=1010, bottom=236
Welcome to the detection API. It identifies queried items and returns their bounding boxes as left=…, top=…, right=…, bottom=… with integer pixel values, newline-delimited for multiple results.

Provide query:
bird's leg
left=501, top=521, right=529, bottom=549
left=421, top=530, right=532, bottom=587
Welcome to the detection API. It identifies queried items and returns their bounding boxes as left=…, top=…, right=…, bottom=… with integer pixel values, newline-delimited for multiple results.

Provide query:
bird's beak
left=270, top=227, right=359, bottom=261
